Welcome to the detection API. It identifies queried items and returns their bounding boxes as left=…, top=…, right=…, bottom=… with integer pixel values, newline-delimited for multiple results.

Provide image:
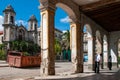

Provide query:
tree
left=62, top=30, right=70, bottom=49
left=20, top=41, right=28, bottom=51
left=9, top=40, right=40, bottom=56
left=0, top=44, right=5, bottom=50
left=55, top=38, right=62, bottom=55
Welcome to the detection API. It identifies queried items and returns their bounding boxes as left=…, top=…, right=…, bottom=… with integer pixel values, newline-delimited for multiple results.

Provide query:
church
left=2, top=5, right=38, bottom=49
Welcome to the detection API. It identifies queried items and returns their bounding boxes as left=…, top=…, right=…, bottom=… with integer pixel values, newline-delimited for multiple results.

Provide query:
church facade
left=2, top=5, right=38, bottom=49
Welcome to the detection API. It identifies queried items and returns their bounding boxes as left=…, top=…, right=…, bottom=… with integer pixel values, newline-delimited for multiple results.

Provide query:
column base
left=103, top=62, right=108, bottom=68
left=40, top=67, right=55, bottom=76
left=72, top=62, right=83, bottom=73
left=87, top=64, right=94, bottom=70
left=112, top=62, right=118, bottom=68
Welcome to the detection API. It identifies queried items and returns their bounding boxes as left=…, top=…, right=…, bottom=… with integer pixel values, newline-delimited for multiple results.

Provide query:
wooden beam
left=81, top=0, right=120, bottom=11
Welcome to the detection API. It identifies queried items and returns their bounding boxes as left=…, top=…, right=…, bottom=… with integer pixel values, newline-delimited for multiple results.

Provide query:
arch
left=53, top=0, right=80, bottom=23
left=95, top=30, right=102, bottom=54
left=18, top=25, right=27, bottom=31
left=56, top=3, right=76, bottom=21
left=85, top=24, right=92, bottom=37
left=83, top=24, right=93, bottom=70
left=17, top=25, right=27, bottom=40
left=96, top=30, right=101, bottom=43
left=18, top=29, right=25, bottom=40
left=39, top=0, right=82, bottom=75
left=103, top=35, right=108, bottom=68
left=55, top=2, right=81, bottom=73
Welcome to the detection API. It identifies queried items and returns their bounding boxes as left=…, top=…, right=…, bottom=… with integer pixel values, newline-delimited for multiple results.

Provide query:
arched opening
left=40, top=1, right=82, bottom=75
left=117, top=39, right=120, bottom=67
left=95, top=30, right=102, bottom=68
left=103, top=35, right=108, bottom=68
left=54, top=3, right=75, bottom=74
left=83, top=24, right=93, bottom=71
left=95, top=31, right=102, bottom=54
left=18, top=29, right=25, bottom=40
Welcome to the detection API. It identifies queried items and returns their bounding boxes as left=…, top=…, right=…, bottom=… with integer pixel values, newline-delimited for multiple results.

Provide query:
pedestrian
left=108, top=55, right=112, bottom=70
left=95, top=53, right=101, bottom=73
left=100, top=54, right=103, bottom=69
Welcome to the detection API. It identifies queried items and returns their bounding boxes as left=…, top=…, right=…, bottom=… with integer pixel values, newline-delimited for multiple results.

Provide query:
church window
left=19, top=29, right=25, bottom=40
left=10, top=16, right=14, bottom=24
left=35, top=24, right=37, bottom=27
left=35, top=24, right=37, bottom=30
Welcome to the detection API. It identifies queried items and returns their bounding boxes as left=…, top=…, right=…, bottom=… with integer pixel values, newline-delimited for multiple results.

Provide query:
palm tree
left=62, top=30, right=70, bottom=49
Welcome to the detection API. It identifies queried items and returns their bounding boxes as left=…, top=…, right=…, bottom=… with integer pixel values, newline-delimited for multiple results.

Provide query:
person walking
left=108, top=55, right=112, bottom=70
left=95, top=53, right=101, bottom=73
left=100, top=54, right=103, bottom=69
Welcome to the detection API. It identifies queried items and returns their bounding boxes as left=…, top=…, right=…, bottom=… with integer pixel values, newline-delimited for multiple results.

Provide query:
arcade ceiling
left=73, top=0, right=120, bottom=32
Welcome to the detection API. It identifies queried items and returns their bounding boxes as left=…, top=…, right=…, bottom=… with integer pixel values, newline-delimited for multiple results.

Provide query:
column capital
left=39, top=0, right=56, bottom=12
left=69, top=16, right=81, bottom=24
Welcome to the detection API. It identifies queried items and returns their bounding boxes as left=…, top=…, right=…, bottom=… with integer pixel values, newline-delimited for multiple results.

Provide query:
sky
left=0, top=0, right=70, bottom=31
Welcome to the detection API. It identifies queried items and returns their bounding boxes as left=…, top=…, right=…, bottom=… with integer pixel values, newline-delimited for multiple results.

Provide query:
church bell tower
left=28, top=15, right=38, bottom=44
left=2, top=5, right=16, bottom=49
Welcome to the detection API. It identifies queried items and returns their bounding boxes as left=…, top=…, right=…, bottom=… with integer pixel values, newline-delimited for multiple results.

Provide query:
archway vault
left=103, top=35, right=108, bottom=68
left=95, top=30, right=102, bottom=54
left=83, top=24, right=94, bottom=70
left=39, top=0, right=83, bottom=75
left=39, top=0, right=80, bottom=22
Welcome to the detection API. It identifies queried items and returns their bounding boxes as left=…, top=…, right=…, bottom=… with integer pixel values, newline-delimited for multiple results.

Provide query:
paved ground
left=0, top=61, right=120, bottom=80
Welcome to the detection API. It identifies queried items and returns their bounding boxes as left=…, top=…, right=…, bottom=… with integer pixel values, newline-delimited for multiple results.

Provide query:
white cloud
left=60, top=16, right=72, bottom=23
left=0, top=16, right=28, bottom=31
left=15, top=20, right=28, bottom=26
left=0, top=15, right=4, bottom=31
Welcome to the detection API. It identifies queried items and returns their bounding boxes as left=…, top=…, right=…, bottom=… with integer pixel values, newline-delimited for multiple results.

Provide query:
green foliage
left=0, top=44, right=5, bottom=50
left=9, top=40, right=40, bottom=56
left=55, top=38, right=62, bottom=55
left=118, top=57, right=120, bottom=64
left=23, top=52, right=31, bottom=56
left=62, top=30, right=70, bottom=49
left=0, top=50, right=5, bottom=60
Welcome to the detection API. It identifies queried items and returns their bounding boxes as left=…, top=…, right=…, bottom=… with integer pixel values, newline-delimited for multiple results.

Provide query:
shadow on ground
left=38, top=69, right=120, bottom=80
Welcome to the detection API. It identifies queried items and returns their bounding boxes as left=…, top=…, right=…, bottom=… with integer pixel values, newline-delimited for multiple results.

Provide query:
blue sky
left=0, top=0, right=70, bottom=31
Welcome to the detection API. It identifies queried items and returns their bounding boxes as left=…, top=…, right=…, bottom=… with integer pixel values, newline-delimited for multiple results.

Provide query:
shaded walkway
left=36, top=68, right=120, bottom=80
left=0, top=62, right=119, bottom=80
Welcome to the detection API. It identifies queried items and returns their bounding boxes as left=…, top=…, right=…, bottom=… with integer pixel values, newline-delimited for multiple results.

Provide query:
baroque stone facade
left=2, top=5, right=38, bottom=49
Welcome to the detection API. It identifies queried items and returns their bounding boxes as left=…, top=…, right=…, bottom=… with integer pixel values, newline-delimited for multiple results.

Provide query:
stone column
left=70, top=21, right=83, bottom=73
left=103, top=40, right=108, bottom=68
left=87, top=37, right=93, bottom=70
left=39, top=1, right=55, bottom=75
left=101, top=37, right=104, bottom=69
left=92, top=35, right=96, bottom=71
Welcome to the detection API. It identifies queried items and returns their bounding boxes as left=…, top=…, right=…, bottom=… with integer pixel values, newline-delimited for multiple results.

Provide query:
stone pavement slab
left=0, top=62, right=119, bottom=80
left=34, top=68, right=119, bottom=80
left=0, top=60, right=9, bottom=67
